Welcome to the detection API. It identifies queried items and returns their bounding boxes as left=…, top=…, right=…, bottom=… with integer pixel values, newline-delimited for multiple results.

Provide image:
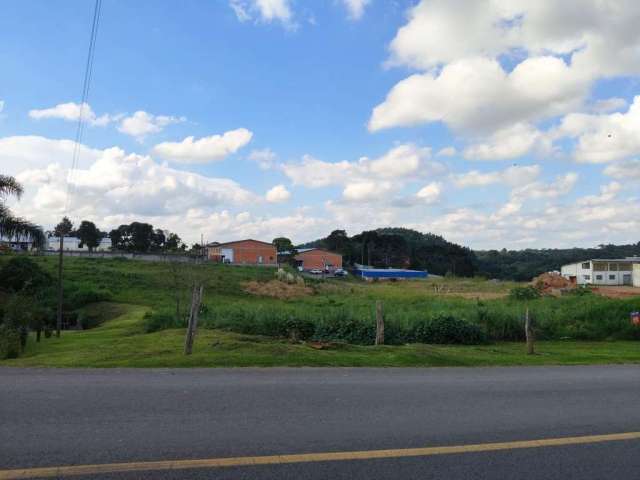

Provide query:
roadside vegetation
left=1, top=255, right=639, bottom=366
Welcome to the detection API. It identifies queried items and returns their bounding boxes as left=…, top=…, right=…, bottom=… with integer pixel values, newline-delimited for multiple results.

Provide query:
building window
left=609, top=275, right=616, bottom=280
left=596, top=274, right=603, bottom=280
left=581, top=262, right=590, bottom=269
left=583, top=275, right=591, bottom=280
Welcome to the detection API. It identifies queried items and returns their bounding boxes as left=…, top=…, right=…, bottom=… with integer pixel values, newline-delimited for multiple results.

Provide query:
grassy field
left=1, top=255, right=639, bottom=367
left=3, top=302, right=640, bottom=367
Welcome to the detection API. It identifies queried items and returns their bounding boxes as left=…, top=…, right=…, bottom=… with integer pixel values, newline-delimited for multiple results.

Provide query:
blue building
left=353, top=267, right=428, bottom=280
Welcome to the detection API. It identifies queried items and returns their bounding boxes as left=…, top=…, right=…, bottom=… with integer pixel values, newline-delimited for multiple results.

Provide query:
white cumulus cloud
left=117, top=111, right=185, bottom=141
left=265, top=184, right=291, bottom=202
left=153, top=128, right=253, bottom=164
left=29, top=102, right=117, bottom=127
left=370, top=0, right=640, bottom=152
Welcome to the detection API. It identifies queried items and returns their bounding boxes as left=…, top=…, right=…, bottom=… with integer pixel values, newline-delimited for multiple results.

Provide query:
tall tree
left=76, top=220, right=102, bottom=252
left=0, top=175, right=45, bottom=248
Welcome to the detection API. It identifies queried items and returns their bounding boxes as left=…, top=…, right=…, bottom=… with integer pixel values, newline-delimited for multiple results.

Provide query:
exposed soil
left=243, top=280, right=313, bottom=299
left=592, top=286, right=640, bottom=299
left=531, top=273, right=573, bottom=295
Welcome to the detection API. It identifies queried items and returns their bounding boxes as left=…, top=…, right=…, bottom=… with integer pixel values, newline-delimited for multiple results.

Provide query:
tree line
left=47, top=218, right=187, bottom=253
left=297, top=227, right=478, bottom=277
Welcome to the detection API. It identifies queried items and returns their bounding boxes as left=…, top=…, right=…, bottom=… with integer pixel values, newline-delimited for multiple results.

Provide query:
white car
left=309, top=269, right=323, bottom=274
left=334, top=269, right=348, bottom=277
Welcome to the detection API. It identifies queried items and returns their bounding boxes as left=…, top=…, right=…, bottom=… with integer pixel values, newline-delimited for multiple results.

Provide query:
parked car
left=309, top=269, right=323, bottom=274
left=334, top=269, right=348, bottom=277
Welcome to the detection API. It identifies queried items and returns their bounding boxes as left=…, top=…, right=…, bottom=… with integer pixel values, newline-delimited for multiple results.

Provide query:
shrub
left=411, top=315, right=486, bottom=345
left=0, top=324, right=22, bottom=359
left=143, top=311, right=185, bottom=333
left=509, top=286, right=541, bottom=301
left=66, top=286, right=113, bottom=309
left=315, top=311, right=374, bottom=345
left=0, top=256, right=52, bottom=292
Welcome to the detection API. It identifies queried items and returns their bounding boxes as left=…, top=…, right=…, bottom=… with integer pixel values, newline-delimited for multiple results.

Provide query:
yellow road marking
left=2, top=431, right=639, bottom=479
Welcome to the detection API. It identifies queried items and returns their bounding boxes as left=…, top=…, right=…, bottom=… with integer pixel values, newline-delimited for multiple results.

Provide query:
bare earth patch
left=243, top=280, right=313, bottom=299
left=592, top=286, right=640, bottom=299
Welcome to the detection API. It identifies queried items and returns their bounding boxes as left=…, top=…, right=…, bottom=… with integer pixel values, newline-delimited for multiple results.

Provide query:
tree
left=76, top=220, right=102, bottom=252
left=325, top=230, right=349, bottom=253
left=272, top=237, right=294, bottom=253
left=0, top=175, right=45, bottom=248
left=54, top=217, right=73, bottom=238
left=165, top=233, right=183, bottom=251
left=151, top=229, right=166, bottom=251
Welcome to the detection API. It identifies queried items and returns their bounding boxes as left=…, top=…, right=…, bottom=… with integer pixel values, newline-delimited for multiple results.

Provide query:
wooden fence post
left=525, top=307, right=535, bottom=355
left=375, top=300, right=384, bottom=346
left=184, top=284, right=204, bottom=355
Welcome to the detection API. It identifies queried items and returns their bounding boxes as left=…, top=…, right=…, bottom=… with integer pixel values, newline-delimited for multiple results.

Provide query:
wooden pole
left=375, top=300, right=384, bottom=346
left=184, top=284, right=203, bottom=355
left=525, top=307, right=534, bottom=355
left=56, top=235, right=64, bottom=338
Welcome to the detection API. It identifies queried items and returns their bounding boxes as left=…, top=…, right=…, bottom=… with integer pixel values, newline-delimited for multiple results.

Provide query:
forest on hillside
left=299, top=228, right=640, bottom=281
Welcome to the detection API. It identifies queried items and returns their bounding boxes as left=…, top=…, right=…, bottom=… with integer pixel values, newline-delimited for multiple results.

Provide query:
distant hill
left=475, top=243, right=640, bottom=281
left=300, top=229, right=640, bottom=281
left=298, top=227, right=477, bottom=277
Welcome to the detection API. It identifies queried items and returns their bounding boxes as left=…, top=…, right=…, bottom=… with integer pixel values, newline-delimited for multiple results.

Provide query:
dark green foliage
left=109, top=223, right=182, bottom=252
left=509, top=286, right=542, bottom=301
left=75, top=220, right=104, bottom=252
left=0, top=256, right=52, bottom=292
left=411, top=315, right=486, bottom=344
left=54, top=216, right=73, bottom=237
left=0, top=324, right=21, bottom=359
left=143, top=310, right=186, bottom=333
left=272, top=237, right=295, bottom=253
left=314, top=311, right=376, bottom=344
left=66, top=285, right=113, bottom=309
left=299, top=227, right=478, bottom=276
left=565, top=286, right=594, bottom=297
left=476, top=242, right=640, bottom=281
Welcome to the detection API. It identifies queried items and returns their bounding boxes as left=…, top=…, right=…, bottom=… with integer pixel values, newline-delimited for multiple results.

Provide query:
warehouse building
left=353, top=266, right=428, bottom=280
left=207, top=239, right=277, bottom=266
left=560, top=258, right=640, bottom=286
left=294, top=248, right=342, bottom=272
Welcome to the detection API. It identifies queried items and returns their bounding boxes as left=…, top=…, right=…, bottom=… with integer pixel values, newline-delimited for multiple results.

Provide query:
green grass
left=1, top=255, right=639, bottom=367
left=2, top=303, right=640, bottom=368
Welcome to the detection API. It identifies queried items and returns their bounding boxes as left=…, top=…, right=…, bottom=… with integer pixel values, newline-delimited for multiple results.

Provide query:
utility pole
left=56, top=235, right=64, bottom=337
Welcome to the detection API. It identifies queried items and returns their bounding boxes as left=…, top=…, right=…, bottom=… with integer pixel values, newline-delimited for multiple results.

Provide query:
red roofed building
left=294, top=248, right=342, bottom=272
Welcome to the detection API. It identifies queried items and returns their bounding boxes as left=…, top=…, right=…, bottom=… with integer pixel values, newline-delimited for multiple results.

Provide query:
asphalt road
left=2, top=365, right=640, bottom=479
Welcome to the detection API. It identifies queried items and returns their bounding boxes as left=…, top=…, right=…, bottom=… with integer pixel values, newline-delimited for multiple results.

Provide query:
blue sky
left=1, top=0, right=639, bottom=248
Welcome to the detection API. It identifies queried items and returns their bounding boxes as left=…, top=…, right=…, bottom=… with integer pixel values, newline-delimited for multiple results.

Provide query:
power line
left=57, top=0, right=103, bottom=338
left=64, top=0, right=103, bottom=215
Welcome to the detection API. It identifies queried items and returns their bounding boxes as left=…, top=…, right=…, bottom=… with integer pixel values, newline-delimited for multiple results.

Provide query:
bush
left=411, top=315, right=486, bottom=345
left=509, top=286, right=541, bottom=301
left=0, top=256, right=52, bottom=292
left=143, top=311, right=185, bottom=333
left=66, top=286, right=113, bottom=309
left=0, top=324, right=22, bottom=359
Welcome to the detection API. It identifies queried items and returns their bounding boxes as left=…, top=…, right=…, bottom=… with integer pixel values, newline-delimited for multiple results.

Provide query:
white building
left=48, top=236, right=111, bottom=252
left=561, top=258, right=640, bottom=286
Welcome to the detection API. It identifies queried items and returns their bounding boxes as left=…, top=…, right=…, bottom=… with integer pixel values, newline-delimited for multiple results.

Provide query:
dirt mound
left=531, top=273, right=573, bottom=294
left=243, top=280, right=313, bottom=300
